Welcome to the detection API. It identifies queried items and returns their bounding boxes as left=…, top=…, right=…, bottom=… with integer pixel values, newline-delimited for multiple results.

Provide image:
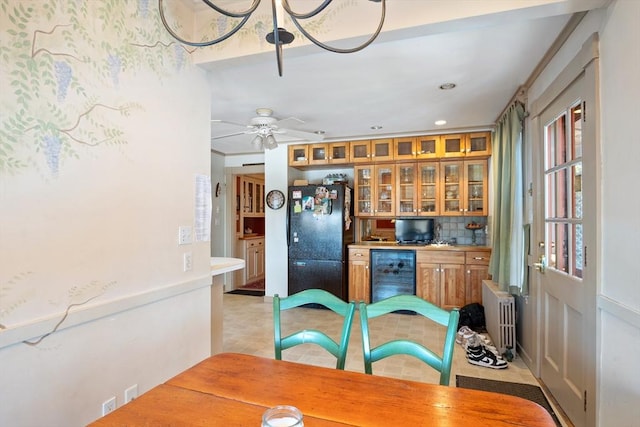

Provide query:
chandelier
left=159, top=0, right=386, bottom=76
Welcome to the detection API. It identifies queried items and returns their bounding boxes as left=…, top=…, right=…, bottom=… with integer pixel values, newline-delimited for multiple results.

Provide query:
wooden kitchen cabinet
left=396, top=162, right=439, bottom=216
left=304, top=142, right=351, bottom=165
left=465, top=250, right=491, bottom=305
left=350, top=140, right=372, bottom=163
left=393, top=137, right=417, bottom=160
left=348, top=248, right=370, bottom=303
left=415, top=135, right=441, bottom=159
left=416, top=251, right=466, bottom=310
left=288, top=144, right=309, bottom=166
left=236, top=237, right=265, bottom=286
left=354, top=165, right=395, bottom=217
left=440, top=159, right=488, bottom=216
left=441, top=132, right=492, bottom=158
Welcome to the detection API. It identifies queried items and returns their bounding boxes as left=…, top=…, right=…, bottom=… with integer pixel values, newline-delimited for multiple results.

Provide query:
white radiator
left=482, top=280, right=516, bottom=356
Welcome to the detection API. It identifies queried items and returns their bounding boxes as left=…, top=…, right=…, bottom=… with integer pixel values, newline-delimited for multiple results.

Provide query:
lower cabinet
left=236, top=237, right=265, bottom=286
left=465, top=251, right=491, bottom=305
left=416, top=251, right=466, bottom=310
left=347, top=246, right=491, bottom=309
left=348, top=248, right=370, bottom=303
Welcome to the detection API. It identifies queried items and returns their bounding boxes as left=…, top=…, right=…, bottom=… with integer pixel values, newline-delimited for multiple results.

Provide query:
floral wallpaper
left=0, top=0, right=191, bottom=177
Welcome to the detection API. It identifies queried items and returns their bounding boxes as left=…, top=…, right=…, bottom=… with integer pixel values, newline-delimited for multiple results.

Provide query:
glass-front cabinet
left=416, top=135, right=441, bottom=159
left=418, top=162, right=439, bottom=214
left=288, top=144, right=308, bottom=166
left=441, top=132, right=492, bottom=158
left=440, top=160, right=487, bottom=216
left=306, top=142, right=351, bottom=165
left=351, top=140, right=371, bottom=163
left=396, top=162, right=439, bottom=216
left=328, top=142, right=350, bottom=164
left=465, top=160, right=487, bottom=214
left=467, top=132, right=492, bottom=157
left=393, top=137, right=416, bottom=160
left=354, top=165, right=395, bottom=216
left=375, top=164, right=395, bottom=215
left=371, top=138, right=394, bottom=162
left=397, top=163, right=416, bottom=215
left=441, top=162, right=462, bottom=214
left=441, top=134, right=467, bottom=158
left=354, top=165, right=374, bottom=216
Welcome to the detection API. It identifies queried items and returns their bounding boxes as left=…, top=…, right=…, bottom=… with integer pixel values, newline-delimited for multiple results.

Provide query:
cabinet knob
left=474, top=257, right=484, bottom=260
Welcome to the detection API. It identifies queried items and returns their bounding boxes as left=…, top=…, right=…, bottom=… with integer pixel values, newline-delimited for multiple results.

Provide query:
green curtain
left=488, top=102, right=526, bottom=293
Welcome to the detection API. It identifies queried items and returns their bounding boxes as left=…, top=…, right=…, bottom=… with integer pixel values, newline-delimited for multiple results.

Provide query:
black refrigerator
left=287, top=184, right=354, bottom=301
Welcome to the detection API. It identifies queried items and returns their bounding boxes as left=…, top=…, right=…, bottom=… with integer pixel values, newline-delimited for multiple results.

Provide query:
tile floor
left=222, top=293, right=570, bottom=425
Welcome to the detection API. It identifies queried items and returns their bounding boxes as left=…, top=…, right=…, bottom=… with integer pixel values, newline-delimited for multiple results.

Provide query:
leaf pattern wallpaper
left=0, top=0, right=191, bottom=177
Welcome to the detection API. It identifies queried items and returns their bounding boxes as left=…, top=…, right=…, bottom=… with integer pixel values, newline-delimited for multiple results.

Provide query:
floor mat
left=226, top=289, right=264, bottom=296
left=456, top=376, right=561, bottom=426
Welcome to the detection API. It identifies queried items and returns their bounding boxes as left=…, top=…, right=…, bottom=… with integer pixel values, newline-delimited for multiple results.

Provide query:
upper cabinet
left=396, top=162, right=439, bottom=216
left=288, top=145, right=309, bottom=167
left=441, top=132, right=492, bottom=158
left=393, top=135, right=442, bottom=161
left=237, top=175, right=264, bottom=217
left=289, top=132, right=491, bottom=168
left=354, top=164, right=395, bottom=217
left=440, top=159, right=488, bottom=216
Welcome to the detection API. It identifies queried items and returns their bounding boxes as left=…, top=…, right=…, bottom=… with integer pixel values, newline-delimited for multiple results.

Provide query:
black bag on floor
left=458, top=303, right=485, bottom=331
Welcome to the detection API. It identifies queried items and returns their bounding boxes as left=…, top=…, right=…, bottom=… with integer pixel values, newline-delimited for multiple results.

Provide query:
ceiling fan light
left=265, top=134, right=278, bottom=149
left=251, top=135, right=264, bottom=150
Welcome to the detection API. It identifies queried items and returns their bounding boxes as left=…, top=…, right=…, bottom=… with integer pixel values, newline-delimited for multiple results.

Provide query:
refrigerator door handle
left=286, top=194, right=291, bottom=246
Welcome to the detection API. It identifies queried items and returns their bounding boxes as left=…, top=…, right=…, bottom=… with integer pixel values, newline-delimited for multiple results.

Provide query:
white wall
left=0, top=2, right=212, bottom=425
left=596, top=0, right=640, bottom=424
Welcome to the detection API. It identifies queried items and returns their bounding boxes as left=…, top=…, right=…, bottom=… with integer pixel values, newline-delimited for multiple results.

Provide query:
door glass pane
left=544, top=103, right=583, bottom=280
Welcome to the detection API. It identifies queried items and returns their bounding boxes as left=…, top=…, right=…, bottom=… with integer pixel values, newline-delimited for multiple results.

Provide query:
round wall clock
left=266, top=189, right=286, bottom=210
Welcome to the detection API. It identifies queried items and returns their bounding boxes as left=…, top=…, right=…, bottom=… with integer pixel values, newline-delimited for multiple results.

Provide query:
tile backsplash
left=363, top=216, right=489, bottom=246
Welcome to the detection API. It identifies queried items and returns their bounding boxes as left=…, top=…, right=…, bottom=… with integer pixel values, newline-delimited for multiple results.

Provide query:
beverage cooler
left=370, top=250, right=416, bottom=302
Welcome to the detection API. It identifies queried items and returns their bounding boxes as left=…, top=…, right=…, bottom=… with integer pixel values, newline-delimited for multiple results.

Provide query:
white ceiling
left=195, top=1, right=608, bottom=155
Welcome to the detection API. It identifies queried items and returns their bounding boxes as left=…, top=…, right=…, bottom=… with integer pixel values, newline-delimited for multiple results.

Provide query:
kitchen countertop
left=349, top=241, right=491, bottom=251
left=238, top=234, right=264, bottom=240
left=210, top=257, right=245, bottom=275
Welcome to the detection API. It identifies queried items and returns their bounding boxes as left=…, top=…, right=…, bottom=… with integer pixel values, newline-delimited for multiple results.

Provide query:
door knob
left=534, top=254, right=546, bottom=273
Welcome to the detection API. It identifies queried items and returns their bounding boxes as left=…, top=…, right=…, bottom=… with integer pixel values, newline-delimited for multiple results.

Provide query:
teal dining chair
left=273, top=289, right=356, bottom=370
left=359, top=295, right=460, bottom=385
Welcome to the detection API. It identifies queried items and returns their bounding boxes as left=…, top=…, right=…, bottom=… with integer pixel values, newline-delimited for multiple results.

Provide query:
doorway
left=531, top=37, right=598, bottom=427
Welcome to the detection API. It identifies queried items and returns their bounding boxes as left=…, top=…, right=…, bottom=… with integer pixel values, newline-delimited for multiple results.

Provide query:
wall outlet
left=183, top=252, right=193, bottom=272
left=102, top=396, right=116, bottom=416
left=178, top=225, right=193, bottom=245
left=124, top=384, right=138, bottom=403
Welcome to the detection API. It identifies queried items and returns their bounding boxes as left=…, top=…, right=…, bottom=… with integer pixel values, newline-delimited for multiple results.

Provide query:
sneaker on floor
left=456, top=326, right=475, bottom=345
left=466, top=345, right=508, bottom=369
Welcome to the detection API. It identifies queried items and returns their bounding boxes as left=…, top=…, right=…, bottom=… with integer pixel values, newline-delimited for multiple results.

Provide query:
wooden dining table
left=89, top=352, right=556, bottom=426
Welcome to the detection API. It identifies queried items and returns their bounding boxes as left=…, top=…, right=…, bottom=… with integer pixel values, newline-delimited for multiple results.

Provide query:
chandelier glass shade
left=159, top=0, right=386, bottom=76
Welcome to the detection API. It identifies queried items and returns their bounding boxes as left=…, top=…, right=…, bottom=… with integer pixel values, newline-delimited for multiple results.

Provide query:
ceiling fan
left=211, top=108, right=324, bottom=150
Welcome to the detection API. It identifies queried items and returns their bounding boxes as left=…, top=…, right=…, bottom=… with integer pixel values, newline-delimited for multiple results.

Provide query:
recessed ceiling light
left=370, top=125, right=383, bottom=130
left=435, top=120, right=447, bottom=126
left=439, top=83, right=456, bottom=90
left=315, top=130, right=325, bottom=135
